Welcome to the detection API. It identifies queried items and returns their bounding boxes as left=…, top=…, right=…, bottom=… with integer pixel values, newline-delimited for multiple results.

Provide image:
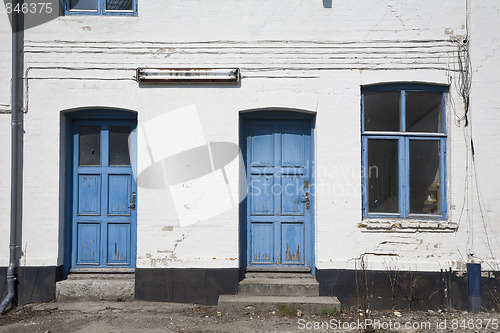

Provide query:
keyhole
left=91, top=149, right=95, bottom=155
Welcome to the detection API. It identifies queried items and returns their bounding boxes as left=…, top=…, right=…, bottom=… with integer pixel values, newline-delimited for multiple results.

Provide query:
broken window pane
left=79, top=126, right=101, bottom=166
left=364, top=91, right=400, bottom=132
left=409, top=140, right=441, bottom=214
left=70, top=0, right=98, bottom=10
left=106, top=0, right=133, bottom=10
left=109, top=126, right=131, bottom=166
left=406, top=92, right=443, bottom=133
left=367, top=139, right=399, bottom=213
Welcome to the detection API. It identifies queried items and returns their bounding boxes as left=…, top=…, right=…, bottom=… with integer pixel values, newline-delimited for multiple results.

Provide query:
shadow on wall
left=316, top=269, right=500, bottom=311
left=0, top=266, right=61, bottom=306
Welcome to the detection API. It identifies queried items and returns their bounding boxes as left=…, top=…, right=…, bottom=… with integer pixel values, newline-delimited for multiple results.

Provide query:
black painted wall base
left=316, top=269, right=500, bottom=311
left=135, top=268, right=239, bottom=305
left=0, top=266, right=62, bottom=306
left=0, top=266, right=498, bottom=311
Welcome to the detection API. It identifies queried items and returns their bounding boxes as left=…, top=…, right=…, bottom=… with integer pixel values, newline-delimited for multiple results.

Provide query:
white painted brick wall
left=464, top=0, right=500, bottom=271
left=0, top=1, right=499, bottom=272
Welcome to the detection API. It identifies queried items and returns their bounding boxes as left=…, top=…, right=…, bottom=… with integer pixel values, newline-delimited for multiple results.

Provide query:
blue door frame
left=65, top=111, right=137, bottom=273
left=241, top=113, right=315, bottom=273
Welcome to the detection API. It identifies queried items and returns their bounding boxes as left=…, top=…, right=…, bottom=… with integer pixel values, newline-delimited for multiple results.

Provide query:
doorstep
left=56, top=273, right=135, bottom=302
left=218, top=272, right=341, bottom=314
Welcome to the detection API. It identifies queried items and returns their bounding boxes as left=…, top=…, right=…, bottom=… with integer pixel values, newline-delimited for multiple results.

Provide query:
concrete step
left=218, top=295, right=341, bottom=315
left=239, top=275, right=319, bottom=297
left=56, top=274, right=135, bottom=302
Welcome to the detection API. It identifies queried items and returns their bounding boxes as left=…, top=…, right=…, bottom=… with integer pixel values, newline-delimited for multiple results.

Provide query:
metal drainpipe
left=0, top=0, right=24, bottom=314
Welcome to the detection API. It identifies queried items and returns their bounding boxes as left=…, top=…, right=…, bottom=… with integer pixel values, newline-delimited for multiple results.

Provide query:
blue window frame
left=362, top=84, right=447, bottom=219
left=64, top=0, right=137, bottom=16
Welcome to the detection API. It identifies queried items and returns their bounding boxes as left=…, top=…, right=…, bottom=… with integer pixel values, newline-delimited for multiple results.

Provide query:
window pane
left=106, top=0, right=133, bottom=10
left=79, top=126, right=101, bottom=166
left=70, top=0, right=98, bottom=10
left=364, top=91, right=400, bottom=132
left=406, top=92, right=443, bottom=133
left=367, top=139, right=399, bottom=213
left=409, top=140, right=441, bottom=214
left=109, top=126, right=131, bottom=166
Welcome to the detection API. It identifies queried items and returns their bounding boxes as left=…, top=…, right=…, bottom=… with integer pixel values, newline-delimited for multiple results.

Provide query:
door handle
left=301, top=192, right=310, bottom=210
left=128, top=192, right=136, bottom=210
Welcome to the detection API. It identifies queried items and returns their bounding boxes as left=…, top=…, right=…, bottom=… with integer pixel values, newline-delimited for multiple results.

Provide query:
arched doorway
left=65, top=109, right=137, bottom=272
left=240, top=110, right=315, bottom=273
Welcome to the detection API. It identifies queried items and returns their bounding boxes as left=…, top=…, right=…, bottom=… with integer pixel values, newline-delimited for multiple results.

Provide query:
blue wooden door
left=246, top=119, right=313, bottom=269
left=71, top=120, right=137, bottom=270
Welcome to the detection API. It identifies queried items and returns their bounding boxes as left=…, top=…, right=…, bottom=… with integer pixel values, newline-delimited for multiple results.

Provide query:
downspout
left=0, top=0, right=24, bottom=314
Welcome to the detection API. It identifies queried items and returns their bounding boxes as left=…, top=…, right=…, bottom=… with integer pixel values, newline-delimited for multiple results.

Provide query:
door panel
left=282, top=126, right=305, bottom=167
left=108, top=174, right=132, bottom=216
left=281, top=175, right=305, bottom=215
left=78, top=175, right=101, bottom=215
left=107, top=223, right=130, bottom=264
left=246, top=118, right=313, bottom=268
left=281, top=222, right=305, bottom=264
left=250, top=126, right=274, bottom=166
left=77, top=223, right=100, bottom=265
left=250, top=222, right=275, bottom=264
left=71, top=119, right=137, bottom=270
left=250, top=175, right=274, bottom=215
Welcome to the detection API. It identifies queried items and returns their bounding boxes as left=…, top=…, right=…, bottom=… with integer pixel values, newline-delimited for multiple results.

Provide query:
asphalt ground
left=1, top=301, right=500, bottom=332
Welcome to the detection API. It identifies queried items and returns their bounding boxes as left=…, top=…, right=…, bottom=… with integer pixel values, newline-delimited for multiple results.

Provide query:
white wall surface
left=1, top=1, right=499, bottom=272
left=463, top=0, right=500, bottom=272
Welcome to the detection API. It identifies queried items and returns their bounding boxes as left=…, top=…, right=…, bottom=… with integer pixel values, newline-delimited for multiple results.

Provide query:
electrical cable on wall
left=454, top=0, right=500, bottom=270
left=457, top=0, right=474, bottom=261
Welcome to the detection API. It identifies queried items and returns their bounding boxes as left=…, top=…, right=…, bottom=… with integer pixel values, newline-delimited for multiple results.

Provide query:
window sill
left=63, top=12, right=137, bottom=16
left=358, top=219, right=457, bottom=233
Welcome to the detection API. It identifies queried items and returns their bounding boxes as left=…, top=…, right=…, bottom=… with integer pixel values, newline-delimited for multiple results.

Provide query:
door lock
left=301, top=192, right=310, bottom=210
left=128, top=192, right=136, bottom=210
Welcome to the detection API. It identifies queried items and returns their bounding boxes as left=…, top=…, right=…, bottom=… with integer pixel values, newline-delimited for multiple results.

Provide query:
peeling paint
left=285, top=244, right=300, bottom=261
left=450, top=35, right=465, bottom=42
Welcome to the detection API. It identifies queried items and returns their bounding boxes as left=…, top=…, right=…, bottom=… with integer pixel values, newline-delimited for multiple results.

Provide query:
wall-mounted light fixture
left=136, top=68, right=240, bottom=83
